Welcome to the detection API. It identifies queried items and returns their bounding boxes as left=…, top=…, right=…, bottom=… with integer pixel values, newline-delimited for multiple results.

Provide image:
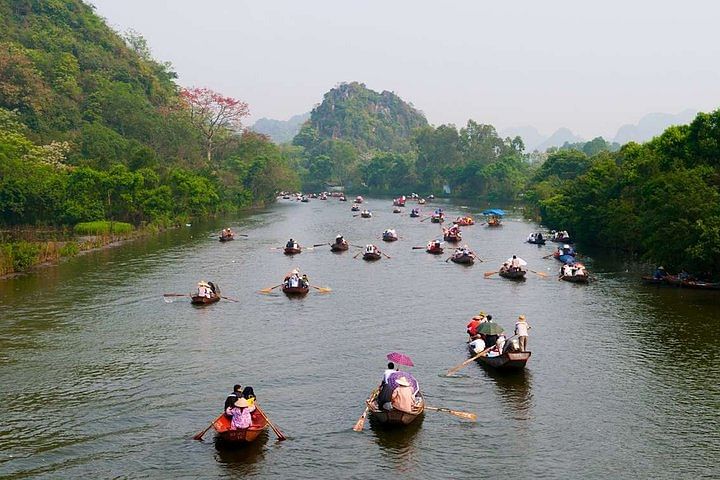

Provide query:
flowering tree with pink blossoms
left=179, top=87, right=249, bottom=163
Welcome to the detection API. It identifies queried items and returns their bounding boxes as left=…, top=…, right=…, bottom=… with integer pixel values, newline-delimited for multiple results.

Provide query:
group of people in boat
left=221, top=228, right=234, bottom=238
left=551, top=230, right=571, bottom=242
left=286, top=238, right=299, bottom=249
left=375, top=362, right=421, bottom=413
left=560, top=263, right=586, bottom=278
left=526, top=232, right=544, bottom=243
left=224, top=384, right=258, bottom=430
left=196, top=281, right=219, bottom=298
left=284, top=268, right=309, bottom=289
left=334, top=234, right=346, bottom=246
left=501, top=255, right=526, bottom=273
left=466, top=312, right=531, bottom=355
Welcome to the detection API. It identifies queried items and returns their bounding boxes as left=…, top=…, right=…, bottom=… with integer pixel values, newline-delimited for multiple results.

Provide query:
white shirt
left=383, top=369, right=396, bottom=383
left=515, top=320, right=529, bottom=336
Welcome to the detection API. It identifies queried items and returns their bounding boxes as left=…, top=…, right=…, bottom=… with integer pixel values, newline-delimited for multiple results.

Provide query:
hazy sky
left=89, top=0, right=719, bottom=138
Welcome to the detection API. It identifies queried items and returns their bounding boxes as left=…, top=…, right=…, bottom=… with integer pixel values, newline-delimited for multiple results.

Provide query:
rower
left=286, top=238, right=295, bottom=248
left=335, top=234, right=344, bottom=245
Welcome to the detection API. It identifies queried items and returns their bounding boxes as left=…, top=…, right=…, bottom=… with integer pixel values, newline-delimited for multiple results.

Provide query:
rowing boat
left=499, top=268, right=526, bottom=280
left=219, top=235, right=234, bottom=242
left=284, top=246, right=302, bottom=255
left=367, top=393, right=424, bottom=426
left=363, top=251, right=382, bottom=261
left=468, top=344, right=531, bottom=370
left=191, top=295, right=220, bottom=305
left=282, top=284, right=309, bottom=296
left=212, top=410, right=268, bottom=444
left=560, top=273, right=589, bottom=283
left=330, top=241, right=349, bottom=252
left=450, top=252, right=475, bottom=264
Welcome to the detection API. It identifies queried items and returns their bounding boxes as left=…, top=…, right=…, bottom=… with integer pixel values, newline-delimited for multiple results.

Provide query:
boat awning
left=481, top=209, right=506, bottom=216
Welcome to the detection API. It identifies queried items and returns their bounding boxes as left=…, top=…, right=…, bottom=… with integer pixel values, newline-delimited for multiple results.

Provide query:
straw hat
left=234, top=397, right=249, bottom=408
left=518, top=315, right=526, bottom=321
left=396, top=377, right=411, bottom=387
left=197, top=281, right=210, bottom=287
left=472, top=311, right=486, bottom=320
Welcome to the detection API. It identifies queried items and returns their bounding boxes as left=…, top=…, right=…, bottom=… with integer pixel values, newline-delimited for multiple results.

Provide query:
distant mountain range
left=501, top=109, right=698, bottom=152
left=250, top=112, right=310, bottom=144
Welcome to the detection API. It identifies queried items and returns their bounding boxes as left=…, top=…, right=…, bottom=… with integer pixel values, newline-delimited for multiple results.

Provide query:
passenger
left=515, top=314, right=530, bottom=351
left=197, top=281, right=212, bottom=298
left=301, top=274, right=309, bottom=287
left=482, top=314, right=492, bottom=324
left=335, top=235, right=344, bottom=245
left=224, top=384, right=243, bottom=411
left=537, top=232, right=544, bottom=241
left=286, top=238, right=295, bottom=248
left=208, top=281, right=218, bottom=295
left=382, top=362, right=398, bottom=385
left=466, top=313, right=484, bottom=339
left=496, top=333, right=507, bottom=355
left=225, top=397, right=255, bottom=430
left=510, top=255, right=521, bottom=271
left=242, top=386, right=256, bottom=406
left=653, top=266, right=669, bottom=280
left=390, top=377, right=416, bottom=412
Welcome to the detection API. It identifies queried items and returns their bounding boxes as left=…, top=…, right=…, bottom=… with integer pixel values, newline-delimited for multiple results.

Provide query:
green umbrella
left=476, top=321, right=504, bottom=335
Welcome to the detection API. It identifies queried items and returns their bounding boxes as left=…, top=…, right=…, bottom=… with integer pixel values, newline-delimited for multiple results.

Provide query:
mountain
left=613, top=109, right=698, bottom=144
left=535, top=128, right=583, bottom=152
left=499, top=125, right=547, bottom=152
left=293, top=82, right=428, bottom=154
left=251, top=112, right=309, bottom=144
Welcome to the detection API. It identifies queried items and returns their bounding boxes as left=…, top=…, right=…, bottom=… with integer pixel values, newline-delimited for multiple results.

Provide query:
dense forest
left=0, top=0, right=299, bottom=231
left=527, top=109, right=720, bottom=274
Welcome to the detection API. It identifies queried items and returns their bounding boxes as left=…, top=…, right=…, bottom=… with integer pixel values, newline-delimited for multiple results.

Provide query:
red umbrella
left=386, top=352, right=414, bottom=367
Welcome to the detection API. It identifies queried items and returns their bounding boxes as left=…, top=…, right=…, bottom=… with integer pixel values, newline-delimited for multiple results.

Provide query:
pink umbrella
left=386, top=352, right=414, bottom=367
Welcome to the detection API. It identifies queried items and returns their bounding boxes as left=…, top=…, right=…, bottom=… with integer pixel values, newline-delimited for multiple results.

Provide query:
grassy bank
left=0, top=221, right=163, bottom=277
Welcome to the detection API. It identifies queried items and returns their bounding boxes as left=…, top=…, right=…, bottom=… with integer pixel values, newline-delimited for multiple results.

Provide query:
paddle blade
left=352, top=410, right=368, bottom=432
left=449, top=410, right=477, bottom=421
left=484, top=271, right=498, bottom=277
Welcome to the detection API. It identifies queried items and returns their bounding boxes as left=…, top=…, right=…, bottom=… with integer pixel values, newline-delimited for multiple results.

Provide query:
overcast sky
left=88, top=0, right=719, bottom=138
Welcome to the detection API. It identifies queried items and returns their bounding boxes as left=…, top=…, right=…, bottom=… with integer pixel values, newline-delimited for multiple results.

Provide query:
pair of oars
left=445, top=335, right=519, bottom=376
left=484, top=269, right=547, bottom=278
left=163, top=293, right=239, bottom=302
left=352, top=388, right=476, bottom=431
left=259, top=284, right=332, bottom=294
left=192, top=403, right=286, bottom=441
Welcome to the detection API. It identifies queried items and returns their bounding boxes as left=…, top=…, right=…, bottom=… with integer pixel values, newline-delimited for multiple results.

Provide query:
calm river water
left=1, top=198, right=718, bottom=479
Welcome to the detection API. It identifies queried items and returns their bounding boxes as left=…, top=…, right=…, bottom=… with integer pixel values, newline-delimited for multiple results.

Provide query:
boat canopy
left=481, top=209, right=506, bottom=216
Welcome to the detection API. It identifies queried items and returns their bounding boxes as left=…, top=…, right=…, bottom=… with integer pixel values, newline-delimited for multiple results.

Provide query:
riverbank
left=0, top=223, right=172, bottom=279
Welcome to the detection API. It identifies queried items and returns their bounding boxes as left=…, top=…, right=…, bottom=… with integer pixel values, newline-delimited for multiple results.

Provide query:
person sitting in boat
left=466, top=312, right=486, bottom=339
left=224, top=384, right=243, bottom=411
left=537, top=232, right=544, bottom=242
left=561, top=264, right=572, bottom=277
left=561, top=244, right=575, bottom=256
left=382, top=362, right=398, bottom=386
left=365, top=244, right=376, bottom=254
left=197, top=281, right=213, bottom=298
left=301, top=274, right=309, bottom=288
left=653, top=266, right=669, bottom=280
left=242, top=386, right=256, bottom=407
left=510, top=255, right=522, bottom=272
left=208, top=281, right=218, bottom=295
left=678, top=269, right=691, bottom=281
left=225, top=397, right=255, bottom=430
left=286, top=238, right=296, bottom=249
left=389, top=377, right=418, bottom=413
left=335, top=234, right=345, bottom=245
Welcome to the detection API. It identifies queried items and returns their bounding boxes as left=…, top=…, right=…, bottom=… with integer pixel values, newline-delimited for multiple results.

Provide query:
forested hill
left=293, top=82, right=428, bottom=155
left=0, top=0, right=298, bottom=229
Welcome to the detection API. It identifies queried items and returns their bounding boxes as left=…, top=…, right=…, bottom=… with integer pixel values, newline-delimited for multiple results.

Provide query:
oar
left=446, top=334, right=519, bottom=376
left=163, top=293, right=190, bottom=297
left=445, top=256, right=453, bottom=262
left=381, top=252, right=391, bottom=259
left=484, top=270, right=499, bottom=277
left=412, top=246, right=426, bottom=250
left=255, top=404, right=286, bottom=441
left=425, top=406, right=477, bottom=421
left=542, top=253, right=555, bottom=259
left=420, top=216, right=431, bottom=222
left=192, top=413, right=223, bottom=440
left=310, top=285, right=332, bottom=293
left=353, top=389, right=378, bottom=432
left=353, top=251, right=362, bottom=259
left=350, top=244, right=365, bottom=249
left=312, top=243, right=329, bottom=247
left=220, top=295, right=240, bottom=302
left=259, top=284, right=283, bottom=294
left=446, top=344, right=496, bottom=375
left=528, top=269, right=548, bottom=278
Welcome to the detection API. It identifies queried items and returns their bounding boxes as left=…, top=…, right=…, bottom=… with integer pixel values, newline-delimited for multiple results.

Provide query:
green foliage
left=59, top=241, right=79, bottom=256
left=74, top=221, right=133, bottom=235
left=528, top=109, right=720, bottom=276
left=7, top=241, right=42, bottom=271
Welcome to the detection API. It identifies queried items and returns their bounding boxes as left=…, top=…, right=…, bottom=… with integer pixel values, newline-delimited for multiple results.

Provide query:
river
left=1, top=198, right=718, bottom=479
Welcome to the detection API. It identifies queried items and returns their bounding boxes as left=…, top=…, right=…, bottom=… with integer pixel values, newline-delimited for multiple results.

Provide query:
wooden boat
left=641, top=276, right=720, bottom=290
left=443, top=228, right=462, bottom=243
left=363, top=251, right=382, bottom=261
left=300, top=197, right=309, bottom=203
left=451, top=252, right=475, bottom=264
left=553, top=250, right=576, bottom=264
left=682, top=280, right=720, bottom=290
left=409, top=210, right=420, bottom=218
left=382, top=231, right=398, bottom=242
left=393, top=196, right=406, bottom=207
left=219, top=234, right=234, bottom=242
left=560, top=273, right=589, bottom=283
left=367, top=393, right=424, bottom=426
left=355, top=196, right=364, bottom=204
left=191, top=294, right=220, bottom=305
left=418, top=198, right=426, bottom=205
left=550, top=234, right=573, bottom=244
left=282, top=195, right=290, bottom=200
left=526, top=234, right=546, bottom=245
left=468, top=344, right=531, bottom=370
left=319, top=194, right=327, bottom=200
left=499, top=268, right=526, bottom=280
left=430, top=214, right=444, bottom=223
left=284, top=246, right=302, bottom=255
left=486, top=217, right=502, bottom=227
left=213, top=410, right=268, bottom=444
left=360, top=211, right=372, bottom=218
left=339, top=196, right=347, bottom=201
left=282, top=284, right=309, bottom=296
left=351, top=204, right=360, bottom=211
left=455, top=217, right=475, bottom=226
left=426, top=243, right=444, bottom=254
left=392, top=207, right=402, bottom=213
left=330, top=241, right=349, bottom=252
left=310, top=193, right=318, bottom=198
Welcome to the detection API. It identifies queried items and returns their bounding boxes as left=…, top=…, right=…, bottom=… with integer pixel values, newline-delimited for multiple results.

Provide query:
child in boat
left=225, top=397, right=255, bottom=430
left=242, top=386, right=256, bottom=406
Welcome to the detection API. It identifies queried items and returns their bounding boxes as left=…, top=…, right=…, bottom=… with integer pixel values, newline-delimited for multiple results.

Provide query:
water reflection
left=371, top=416, right=424, bottom=475
left=486, top=369, right=534, bottom=420
left=214, top=431, right=267, bottom=475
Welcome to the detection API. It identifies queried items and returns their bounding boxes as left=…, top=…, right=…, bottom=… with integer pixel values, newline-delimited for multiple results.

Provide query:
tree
left=179, top=87, right=249, bottom=164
